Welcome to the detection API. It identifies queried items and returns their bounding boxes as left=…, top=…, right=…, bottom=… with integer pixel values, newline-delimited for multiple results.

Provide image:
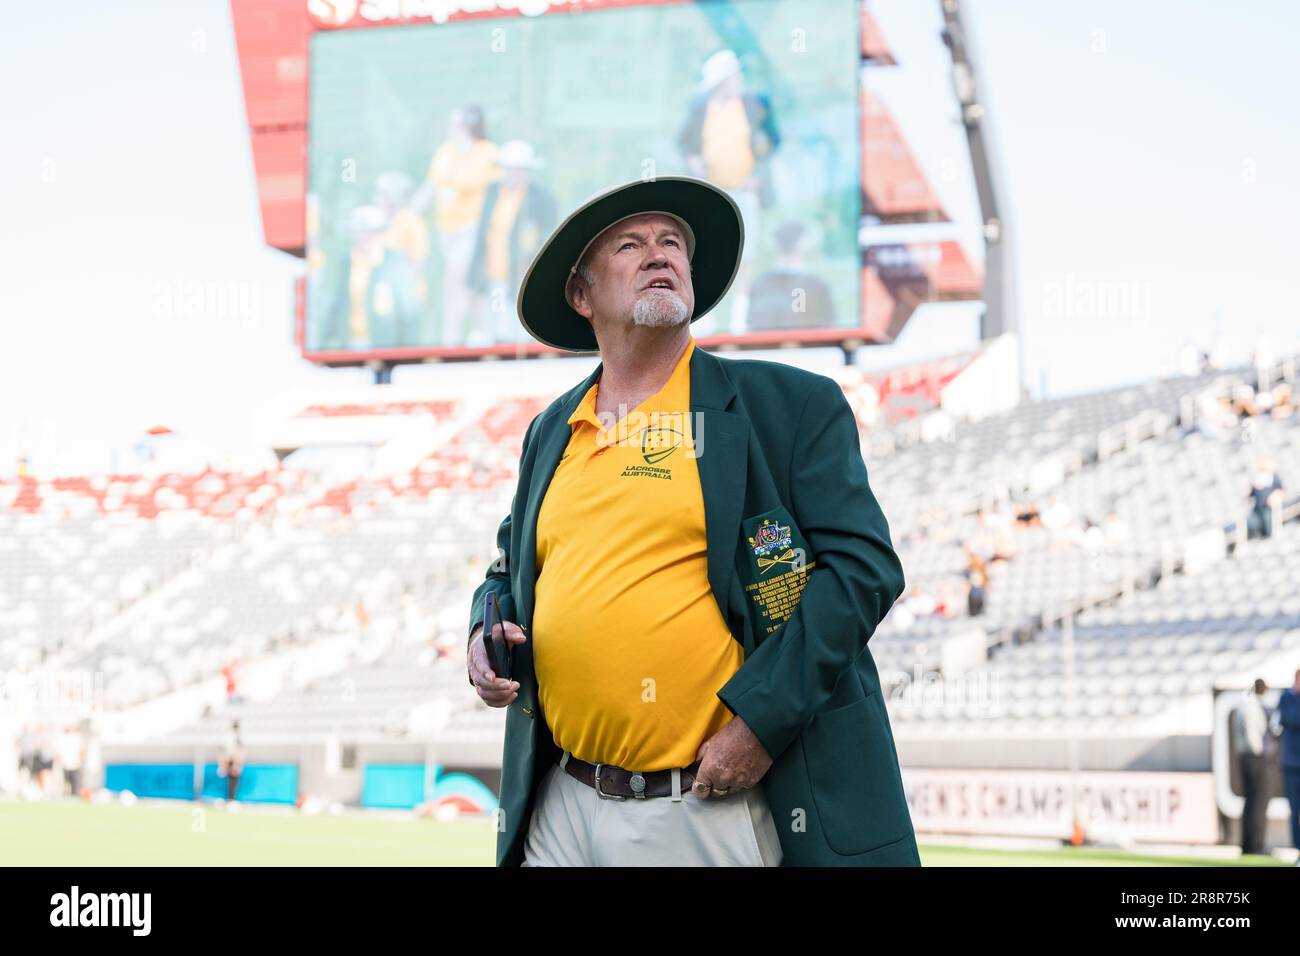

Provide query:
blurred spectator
left=972, top=507, right=1015, bottom=564
left=987, top=504, right=1019, bottom=556
left=366, top=171, right=430, bottom=348
left=1255, top=384, right=1275, bottom=416
left=1015, top=502, right=1041, bottom=527
left=218, top=720, right=245, bottom=802
left=1188, top=390, right=1235, bottom=439
left=677, top=48, right=781, bottom=334
left=1231, top=384, right=1259, bottom=419
left=1268, top=383, right=1294, bottom=419
left=1234, top=679, right=1271, bottom=856
left=934, top=578, right=964, bottom=619
left=55, top=724, right=85, bottom=797
left=966, top=569, right=988, bottom=618
left=16, top=724, right=36, bottom=797
left=467, top=140, right=556, bottom=344
left=1275, top=669, right=1300, bottom=860
left=419, top=105, right=501, bottom=347
left=222, top=658, right=243, bottom=705
left=964, top=547, right=989, bottom=618
left=33, top=728, right=54, bottom=796
left=1246, top=459, right=1283, bottom=540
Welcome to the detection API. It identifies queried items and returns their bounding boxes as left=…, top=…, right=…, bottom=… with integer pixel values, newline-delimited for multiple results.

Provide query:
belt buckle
left=592, top=763, right=625, bottom=800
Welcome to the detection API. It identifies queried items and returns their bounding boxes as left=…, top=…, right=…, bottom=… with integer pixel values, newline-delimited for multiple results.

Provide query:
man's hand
left=468, top=621, right=527, bottom=707
left=691, top=715, right=772, bottom=799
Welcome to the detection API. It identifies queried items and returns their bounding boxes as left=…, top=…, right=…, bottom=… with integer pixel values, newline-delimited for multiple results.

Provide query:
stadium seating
left=887, top=524, right=1300, bottom=739
left=4, top=354, right=1297, bottom=757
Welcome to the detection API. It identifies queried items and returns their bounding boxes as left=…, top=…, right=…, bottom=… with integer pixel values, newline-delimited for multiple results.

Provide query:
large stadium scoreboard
left=231, top=0, right=984, bottom=365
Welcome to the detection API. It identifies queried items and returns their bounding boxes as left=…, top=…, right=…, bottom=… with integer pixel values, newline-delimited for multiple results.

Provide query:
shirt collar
left=567, top=337, right=695, bottom=445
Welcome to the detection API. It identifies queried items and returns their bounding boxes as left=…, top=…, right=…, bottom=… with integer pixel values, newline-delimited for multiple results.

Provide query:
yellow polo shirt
left=532, top=337, right=743, bottom=771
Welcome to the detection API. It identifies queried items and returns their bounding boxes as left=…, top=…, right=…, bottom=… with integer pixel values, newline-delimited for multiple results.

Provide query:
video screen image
left=305, top=0, right=860, bottom=354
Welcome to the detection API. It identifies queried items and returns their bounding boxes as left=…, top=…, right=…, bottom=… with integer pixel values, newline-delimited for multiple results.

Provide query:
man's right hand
left=468, top=621, right=527, bottom=707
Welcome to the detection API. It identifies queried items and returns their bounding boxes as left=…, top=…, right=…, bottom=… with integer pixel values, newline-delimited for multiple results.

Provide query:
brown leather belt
left=562, top=754, right=702, bottom=799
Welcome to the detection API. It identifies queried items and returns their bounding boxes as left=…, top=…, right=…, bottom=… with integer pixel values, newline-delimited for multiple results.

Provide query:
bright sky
left=2, top=0, right=1297, bottom=476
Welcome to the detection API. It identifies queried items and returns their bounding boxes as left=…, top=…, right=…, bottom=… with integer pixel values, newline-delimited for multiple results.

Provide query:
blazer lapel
left=689, top=348, right=748, bottom=634
left=517, top=362, right=600, bottom=627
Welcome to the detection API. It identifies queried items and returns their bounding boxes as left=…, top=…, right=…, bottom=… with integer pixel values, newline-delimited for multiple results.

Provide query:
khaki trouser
left=522, top=752, right=783, bottom=867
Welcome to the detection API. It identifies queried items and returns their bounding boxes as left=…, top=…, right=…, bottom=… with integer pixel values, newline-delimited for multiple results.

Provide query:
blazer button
left=522, top=706, right=533, bottom=718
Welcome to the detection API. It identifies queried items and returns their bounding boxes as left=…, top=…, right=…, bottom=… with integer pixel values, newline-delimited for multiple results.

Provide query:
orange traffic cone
left=1070, top=819, right=1086, bottom=846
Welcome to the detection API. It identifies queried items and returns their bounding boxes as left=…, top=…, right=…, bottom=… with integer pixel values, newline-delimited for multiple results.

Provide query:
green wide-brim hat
left=517, top=176, right=744, bottom=353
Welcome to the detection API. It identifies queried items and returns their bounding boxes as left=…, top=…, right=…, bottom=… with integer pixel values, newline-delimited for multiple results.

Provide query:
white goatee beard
left=631, top=290, right=690, bottom=328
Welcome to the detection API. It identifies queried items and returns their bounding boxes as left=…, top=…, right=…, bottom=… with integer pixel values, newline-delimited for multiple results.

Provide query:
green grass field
left=0, top=800, right=1285, bottom=866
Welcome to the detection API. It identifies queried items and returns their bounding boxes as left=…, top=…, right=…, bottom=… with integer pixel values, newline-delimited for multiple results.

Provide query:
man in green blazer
left=467, top=176, right=917, bottom=866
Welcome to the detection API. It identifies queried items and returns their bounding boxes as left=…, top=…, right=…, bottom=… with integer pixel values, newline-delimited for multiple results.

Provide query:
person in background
left=371, top=171, right=430, bottom=346
left=982, top=506, right=1016, bottom=563
left=34, top=726, right=54, bottom=797
left=55, top=723, right=85, bottom=798
left=965, top=548, right=988, bottom=618
left=322, top=204, right=388, bottom=348
left=467, top=140, right=556, bottom=345
left=16, top=723, right=36, bottom=797
left=221, top=658, right=242, bottom=705
left=1235, top=679, right=1271, bottom=856
left=1231, top=384, right=1260, bottom=419
left=1275, top=669, right=1300, bottom=863
left=415, top=105, right=501, bottom=347
left=1268, top=383, right=1293, bottom=419
left=677, top=49, right=780, bottom=336
left=1015, top=501, right=1041, bottom=527
left=218, top=720, right=245, bottom=803
left=1246, top=458, right=1283, bottom=540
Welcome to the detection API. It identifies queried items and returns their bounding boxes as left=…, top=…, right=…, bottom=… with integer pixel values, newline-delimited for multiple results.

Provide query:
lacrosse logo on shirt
left=641, top=425, right=684, bottom=464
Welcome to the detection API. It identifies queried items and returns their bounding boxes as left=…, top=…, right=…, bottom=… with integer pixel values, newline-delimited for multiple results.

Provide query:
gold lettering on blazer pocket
left=741, top=506, right=816, bottom=636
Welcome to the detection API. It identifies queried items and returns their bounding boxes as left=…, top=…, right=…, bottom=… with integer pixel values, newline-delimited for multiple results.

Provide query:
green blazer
left=468, top=344, right=918, bottom=866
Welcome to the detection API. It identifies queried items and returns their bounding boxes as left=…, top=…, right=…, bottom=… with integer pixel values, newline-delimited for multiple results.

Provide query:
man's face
left=566, top=213, right=694, bottom=331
